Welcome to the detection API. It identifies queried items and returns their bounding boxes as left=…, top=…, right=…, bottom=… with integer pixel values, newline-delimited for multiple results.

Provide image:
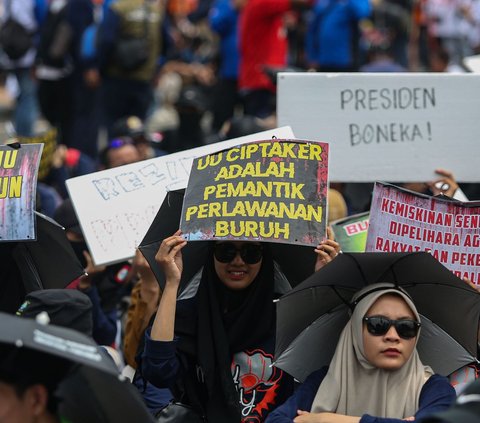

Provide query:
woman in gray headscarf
left=266, top=283, right=456, bottom=423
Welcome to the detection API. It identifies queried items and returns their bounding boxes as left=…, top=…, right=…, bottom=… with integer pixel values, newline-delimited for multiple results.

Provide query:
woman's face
left=362, top=294, right=417, bottom=371
left=213, top=241, right=263, bottom=291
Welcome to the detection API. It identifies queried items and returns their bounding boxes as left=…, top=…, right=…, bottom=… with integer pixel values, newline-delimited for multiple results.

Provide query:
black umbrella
left=0, top=312, right=156, bottom=423
left=58, top=366, right=157, bottom=423
left=0, top=212, right=85, bottom=312
left=275, top=252, right=480, bottom=380
left=139, top=190, right=317, bottom=293
left=138, top=189, right=209, bottom=294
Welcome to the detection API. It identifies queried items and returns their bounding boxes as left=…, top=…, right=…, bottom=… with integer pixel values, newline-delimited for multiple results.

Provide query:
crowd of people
left=1, top=0, right=480, bottom=422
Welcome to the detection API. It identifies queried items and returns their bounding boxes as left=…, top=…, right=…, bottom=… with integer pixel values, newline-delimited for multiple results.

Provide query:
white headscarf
left=311, top=283, right=434, bottom=418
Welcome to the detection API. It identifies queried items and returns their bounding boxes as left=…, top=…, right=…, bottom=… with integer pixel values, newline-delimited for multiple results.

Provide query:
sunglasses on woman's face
left=363, top=316, right=421, bottom=339
left=213, top=243, right=263, bottom=264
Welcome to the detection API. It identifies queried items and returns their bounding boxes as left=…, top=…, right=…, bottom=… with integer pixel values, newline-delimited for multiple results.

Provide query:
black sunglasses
left=213, top=243, right=263, bottom=264
left=363, top=316, right=421, bottom=339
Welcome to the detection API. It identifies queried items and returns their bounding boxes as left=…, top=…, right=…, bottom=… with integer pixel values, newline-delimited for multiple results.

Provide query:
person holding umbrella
left=140, top=229, right=340, bottom=422
left=266, top=283, right=456, bottom=423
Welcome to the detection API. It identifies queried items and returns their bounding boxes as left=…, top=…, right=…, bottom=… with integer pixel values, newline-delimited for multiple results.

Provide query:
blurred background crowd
left=1, top=0, right=480, bottom=170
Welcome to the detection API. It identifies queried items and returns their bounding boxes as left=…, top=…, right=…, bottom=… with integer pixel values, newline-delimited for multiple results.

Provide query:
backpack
left=0, top=8, right=33, bottom=61
left=112, top=3, right=151, bottom=71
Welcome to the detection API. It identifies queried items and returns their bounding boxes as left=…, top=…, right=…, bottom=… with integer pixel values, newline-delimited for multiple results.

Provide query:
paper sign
left=331, top=211, right=369, bottom=252
left=366, top=182, right=480, bottom=283
left=66, top=126, right=295, bottom=265
left=278, top=73, right=480, bottom=182
left=0, top=144, right=43, bottom=241
left=181, top=139, right=329, bottom=245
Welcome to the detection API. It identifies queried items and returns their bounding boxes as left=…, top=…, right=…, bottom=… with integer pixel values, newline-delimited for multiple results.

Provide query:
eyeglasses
left=213, top=243, right=263, bottom=264
left=363, top=316, right=421, bottom=339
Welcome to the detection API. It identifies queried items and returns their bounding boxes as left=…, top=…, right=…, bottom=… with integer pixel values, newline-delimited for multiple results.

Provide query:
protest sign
left=180, top=139, right=329, bottom=246
left=331, top=211, right=369, bottom=252
left=17, top=128, right=57, bottom=181
left=366, top=182, right=480, bottom=283
left=66, top=126, right=295, bottom=265
left=0, top=143, right=43, bottom=241
left=278, top=73, right=480, bottom=182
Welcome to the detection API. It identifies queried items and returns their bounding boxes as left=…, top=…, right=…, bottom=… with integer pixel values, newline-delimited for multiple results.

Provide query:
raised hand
left=314, top=227, right=341, bottom=272
left=155, top=230, right=187, bottom=286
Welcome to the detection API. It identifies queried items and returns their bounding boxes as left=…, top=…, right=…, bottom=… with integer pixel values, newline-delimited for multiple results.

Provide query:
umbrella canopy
left=139, top=190, right=317, bottom=292
left=275, top=252, right=480, bottom=380
left=275, top=306, right=477, bottom=382
left=0, top=311, right=118, bottom=374
left=0, top=312, right=156, bottom=423
left=0, top=212, right=85, bottom=312
left=139, top=189, right=209, bottom=294
left=58, top=366, right=156, bottom=423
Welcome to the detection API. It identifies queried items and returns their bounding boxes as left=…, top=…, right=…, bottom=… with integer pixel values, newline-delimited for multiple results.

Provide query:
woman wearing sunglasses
left=266, top=283, right=456, bottom=423
left=141, top=229, right=340, bottom=422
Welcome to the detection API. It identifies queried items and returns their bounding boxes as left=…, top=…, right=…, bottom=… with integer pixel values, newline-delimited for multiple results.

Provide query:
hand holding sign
left=154, top=230, right=187, bottom=287
left=427, top=168, right=459, bottom=198
left=314, top=227, right=341, bottom=272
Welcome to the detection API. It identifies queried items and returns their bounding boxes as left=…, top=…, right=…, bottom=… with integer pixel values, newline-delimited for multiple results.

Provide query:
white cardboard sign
left=66, top=126, right=295, bottom=265
left=278, top=73, right=480, bottom=182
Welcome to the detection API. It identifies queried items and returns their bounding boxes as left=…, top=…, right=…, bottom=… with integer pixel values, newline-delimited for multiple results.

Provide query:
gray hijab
left=311, top=283, right=434, bottom=418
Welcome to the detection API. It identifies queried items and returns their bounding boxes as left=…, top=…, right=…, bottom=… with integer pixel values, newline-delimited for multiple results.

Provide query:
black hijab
left=175, top=243, right=276, bottom=422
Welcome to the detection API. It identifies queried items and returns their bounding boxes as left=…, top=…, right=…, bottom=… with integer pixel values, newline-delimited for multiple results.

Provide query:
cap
left=17, top=289, right=93, bottom=336
left=111, top=116, right=145, bottom=139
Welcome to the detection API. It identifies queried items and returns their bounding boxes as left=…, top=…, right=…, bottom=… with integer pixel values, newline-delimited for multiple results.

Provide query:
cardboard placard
left=366, top=182, right=480, bottom=283
left=66, top=126, right=296, bottom=265
left=278, top=73, right=480, bottom=182
left=330, top=211, right=369, bottom=252
left=181, top=139, right=329, bottom=245
left=0, top=144, right=43, bottom=241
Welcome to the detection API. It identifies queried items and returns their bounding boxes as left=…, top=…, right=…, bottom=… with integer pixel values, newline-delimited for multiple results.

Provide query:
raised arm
left=150, top=230, right=187, bottom=341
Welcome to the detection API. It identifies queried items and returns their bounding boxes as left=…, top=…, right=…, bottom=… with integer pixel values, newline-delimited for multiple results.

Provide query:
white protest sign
left=278, top=73, right=480, bottom=182
left=66, top=126, right=295, bottom=265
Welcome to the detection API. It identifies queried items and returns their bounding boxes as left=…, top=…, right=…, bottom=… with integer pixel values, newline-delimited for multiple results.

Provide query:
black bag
left=0, top=18, right=33, bottom=60
left=114, top=37, right=149, bottom=71
left=155, top=402, right=205, bottom=423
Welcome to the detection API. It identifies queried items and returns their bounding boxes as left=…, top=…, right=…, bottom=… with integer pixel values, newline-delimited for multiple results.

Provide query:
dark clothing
left=266, top=368, right=456, bottom=422
left=79, top=285, right=117, bottom=346
left=101, top=76, right=153, bottom=131
left=97, top=0, right=163, bottom=136
left=98, top=0, right=163, bottom=81
left=143, top=330, right=294, bottom=422
left=142, top=249, right=294, bottom=422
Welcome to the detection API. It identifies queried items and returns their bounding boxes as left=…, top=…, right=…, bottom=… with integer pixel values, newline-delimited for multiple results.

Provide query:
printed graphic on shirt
left=231, top=349, right=284, bottom=422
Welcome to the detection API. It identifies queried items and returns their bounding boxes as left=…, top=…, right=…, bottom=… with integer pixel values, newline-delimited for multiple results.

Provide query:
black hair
left=0, top=346, right=73, bottom=414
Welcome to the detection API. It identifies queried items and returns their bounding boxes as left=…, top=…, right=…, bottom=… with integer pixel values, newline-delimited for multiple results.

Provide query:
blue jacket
left=209, top=0, right=239, bottom=79
left=305, top=0, right=370, bottom=68
left=266, top=367, right=456, bottom=423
